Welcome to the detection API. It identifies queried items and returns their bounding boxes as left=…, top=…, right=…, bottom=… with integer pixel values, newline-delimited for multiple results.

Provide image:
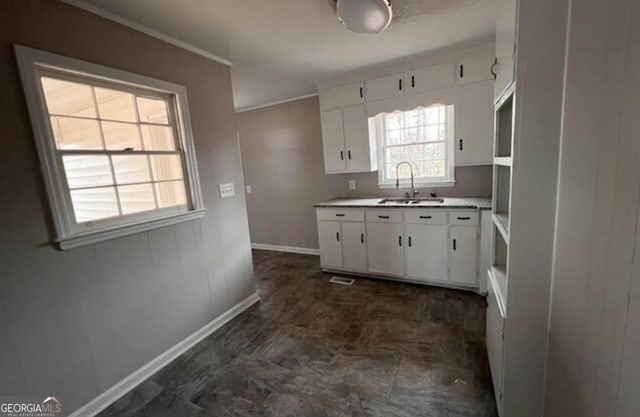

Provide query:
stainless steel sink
left=377, top=197, right=445, bottom=205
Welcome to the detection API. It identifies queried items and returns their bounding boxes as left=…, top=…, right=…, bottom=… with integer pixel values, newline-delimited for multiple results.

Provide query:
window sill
left=55, top=209, right=206, bottom=250
left=378, top=180, right=456, bottom=189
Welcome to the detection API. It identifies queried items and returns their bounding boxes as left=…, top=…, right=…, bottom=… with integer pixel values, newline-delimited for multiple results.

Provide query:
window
left=373, top=105, right=455, bottom=188
left=16, top=46, right=204, bottom=249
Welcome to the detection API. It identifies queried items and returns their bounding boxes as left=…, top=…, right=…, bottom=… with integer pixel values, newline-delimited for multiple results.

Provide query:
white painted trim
left=251, top=243, right=320, bottom=256
left=60, top=0, right=233, bottom=67
left=68, top=292, right=260, bottom=417
left=235, top=93, right=319, bottom=113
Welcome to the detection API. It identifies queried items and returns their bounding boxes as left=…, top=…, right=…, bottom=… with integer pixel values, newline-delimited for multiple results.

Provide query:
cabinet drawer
left=366, top=210, right=403, bottom=223
left=404, top=210, right=447, bottom=224
left=317, top=208, right=364, bottom=222
left=448, top=211, right=479, bottom=225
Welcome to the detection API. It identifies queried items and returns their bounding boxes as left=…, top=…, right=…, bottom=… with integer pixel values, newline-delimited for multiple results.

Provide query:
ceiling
left=67, top=0, right=496, bottom=111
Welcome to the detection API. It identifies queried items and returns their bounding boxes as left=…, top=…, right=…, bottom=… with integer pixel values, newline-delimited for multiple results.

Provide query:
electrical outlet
left=246, top=185, right=252, bottom=194
left=218, top=182, right=235, bottom=198
left=348, top=179, right=356, bottom=190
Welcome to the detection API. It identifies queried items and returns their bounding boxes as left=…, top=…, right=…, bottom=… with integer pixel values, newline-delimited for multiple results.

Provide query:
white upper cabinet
left=494, top=0, right=517, bottom=100
left=455, top=81, right=494, bottom=166
left=456, top=54, right=495, bottom=85
left=320, top=82, right=365, bottom=110
left=320, top=109, right=347, bottom=173
left=405, top=63, right=454, bottom=94
left=365, top=73, right=405, bottom=101
left=342, top=105, right=374, bottom=172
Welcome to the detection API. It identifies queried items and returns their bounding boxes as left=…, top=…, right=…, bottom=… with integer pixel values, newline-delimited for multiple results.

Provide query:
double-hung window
left=16, top=46, right=205, bottom=249
left=373, top=104, right=455, bottom=188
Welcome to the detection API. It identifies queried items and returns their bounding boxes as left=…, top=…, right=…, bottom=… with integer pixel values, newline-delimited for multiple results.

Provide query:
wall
left=237, top=96, right=491, bottom=250
left=544, top=0, right=640, bottom=415
left=0, top=0, right=255, bottom=414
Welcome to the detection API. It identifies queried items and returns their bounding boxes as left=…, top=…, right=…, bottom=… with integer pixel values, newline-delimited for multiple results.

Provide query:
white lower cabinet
left=341, top=221, right=367, bottom=271
left=405, top=224, right=448, bottom=282
left=487, top=271, right=505, bottom=414
left=366, top=222, right=405, bottom=276
left=318, top=220, right=343, bottom=269
left=449, top=226, right=478, bottom=285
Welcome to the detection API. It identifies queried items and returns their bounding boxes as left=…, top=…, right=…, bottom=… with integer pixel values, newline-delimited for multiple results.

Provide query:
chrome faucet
left=395, top=161, right=419, bottom=198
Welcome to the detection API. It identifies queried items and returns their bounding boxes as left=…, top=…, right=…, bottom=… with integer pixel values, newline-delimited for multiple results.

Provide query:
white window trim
left=374, top=105, right=456, bottom=189
left=15, top=45, right=205, bottom=250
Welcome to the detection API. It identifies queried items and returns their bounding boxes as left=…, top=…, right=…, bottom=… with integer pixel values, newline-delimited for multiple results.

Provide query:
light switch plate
left=219, top=182, right=235, bottom=198
left=246, top=185, right=252, bottom=194
left=348, top=180, right=356, bottom=190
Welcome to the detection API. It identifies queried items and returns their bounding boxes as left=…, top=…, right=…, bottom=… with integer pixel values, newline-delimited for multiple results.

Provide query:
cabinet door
left=366, top=222, right=404, bottom=276
left=343, top=105, right=372, bottom=173
left=318, top=221, right=343, bottom=269
left=456, top=55, right=495, bottom=85
left=365, top=73, right=405, bottom=101
left=405, top=224, right=448, bottom=282
left=449, top=226, right=478, bottom=285
left=320, top=109, right=346, bottom=173
left=494, top=0, right=517, bottom=100
left=487, top=274, right=505, bottom=413
left=320, top=82, right=365, bottom=109
left=341, top=222, right=367, bottom=271
left=406, top=63, right=454, bottom=94
left=455, top=81, right=494, bottom=166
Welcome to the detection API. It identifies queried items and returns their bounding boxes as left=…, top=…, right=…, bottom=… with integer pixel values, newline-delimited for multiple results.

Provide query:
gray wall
left=0, top=0, right=255, bottom=414
left=237, top=96, right=492, bottom=250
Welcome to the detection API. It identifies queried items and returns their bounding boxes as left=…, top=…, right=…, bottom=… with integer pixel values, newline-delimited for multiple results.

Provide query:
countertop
left=314, top=197, right=492, bottom=210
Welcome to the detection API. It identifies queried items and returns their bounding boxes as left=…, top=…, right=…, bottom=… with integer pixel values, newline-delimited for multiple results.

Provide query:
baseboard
left=69, top=292, right=260, bottom=417
left=251, top=243, right=319, bottom=256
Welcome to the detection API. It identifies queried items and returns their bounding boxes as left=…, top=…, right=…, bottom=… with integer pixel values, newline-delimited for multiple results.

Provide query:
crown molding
left=61, top=0, right=233, bottom=67
left=235, top=92, right=319, bottom=113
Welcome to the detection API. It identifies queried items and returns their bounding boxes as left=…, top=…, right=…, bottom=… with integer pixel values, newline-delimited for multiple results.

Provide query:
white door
left=341, top=222, right=367, bottom=271
left=494, top=0, right=517, bottom=100
left=366, top=222, right=404, bottom=276
left=486, top=274, right=505, bottom=413
left=320, top=109, right=346, bottom=173
left=449, top=226, right=478, bottom=285
left=318, top=221, right=343, bottom=269
left=454, top=81, right=494, bottom=166
left=319, top=82, right=364, bottom=109
left=365, top=73, right=405, bottom=101
left=406, top=63, right=454, bottom=94
left=343, top=105, right=371, bottom=172
left=456, top=54, right=495, bottom=85
left=405, top=224, right=448, bottom=282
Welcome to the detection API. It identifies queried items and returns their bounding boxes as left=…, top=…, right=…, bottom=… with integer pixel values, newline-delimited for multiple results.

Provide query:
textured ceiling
left=69, top=0, right=495, bottom=110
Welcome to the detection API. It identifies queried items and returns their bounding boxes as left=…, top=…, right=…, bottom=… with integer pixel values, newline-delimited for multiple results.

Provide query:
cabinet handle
left=459, top=139, right=464, bottom=151
left=336, top=232, right=340, bottom=242
left=348, top=150, right=352, bottom=160
left=360, top=233, right=364, bottom=244
left=399, top=78, right=403, bottom=91
left=419, top=215, right=432, bottom=219
left=378, top=215, right=390, bottom=219
left=408, top=236, right=412, bottom=247
left=359, top=87, right=364, bottom=98
left=340, top=150, right=344, bottom=160
left=457, top=216, right=471, bottom=220
left=491, top=57, right=498, bottom=80
left=453, top=238, right=457, bottom=250
left=411, top=75, right=415, bottom=88
left=460, top=64, right=464, bottom=78
left=399, top=236, right=402, bottom=246
left=335, top=214, right=345, bottom=217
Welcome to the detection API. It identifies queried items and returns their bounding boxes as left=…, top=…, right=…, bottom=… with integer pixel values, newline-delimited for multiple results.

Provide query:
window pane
left=424, top=142, right=445, bottom=160
left=385, top=129, right=403, bottom=146
left=141, top=125, right=176, bottom=151
left=425, top=125, right=445, bottom=141
left=95, top=87, right=137, bottom=122
left=424, top=159, right=445, bottom=177
left=405, top=127, right=419, bottom=143
left=112, top=155, right=151, bottom=184
left=118, top=183, right=156, bottom=215
left=137, top=97, right=169, bottom=124
left=385, top=112, right=403, bottom=130
left=102, top=121, right=142, bottom=150
left=62, top=155, right=113, bottom=189
left=150, top=155, right=183, bottom=181
left=155, top=181, right=187, bottom=208
left=50, top=116, right=103, bottom=150
left=405, top=109, right=421, bottom=128
left=41, top=77, right=96, bottom=118
left=70, top=187, right=119, bottom=223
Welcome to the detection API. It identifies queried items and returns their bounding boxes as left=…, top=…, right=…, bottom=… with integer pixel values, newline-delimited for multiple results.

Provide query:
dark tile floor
left=98, top=250, right=497, bottom=417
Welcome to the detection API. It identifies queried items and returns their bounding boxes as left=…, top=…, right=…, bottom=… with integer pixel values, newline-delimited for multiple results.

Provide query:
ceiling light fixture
left=336, top=0, right=393, bottom=34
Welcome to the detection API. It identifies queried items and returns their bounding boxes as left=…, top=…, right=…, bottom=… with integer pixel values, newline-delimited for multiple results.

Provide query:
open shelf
left=494, top=156, right=512, bottom=167
left=493, top=213, right=510, bottom=243
left=493, top=164, right=511, bottom=238
left=495, top=91, right=514, bottom=158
